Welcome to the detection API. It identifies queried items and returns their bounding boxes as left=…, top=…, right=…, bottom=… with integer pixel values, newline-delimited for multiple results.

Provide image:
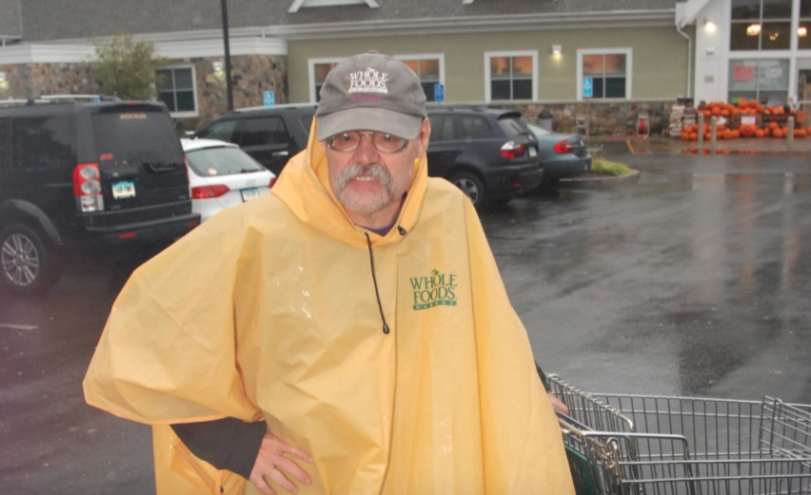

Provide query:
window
left=798, top=67, right=811, bottom=104
left=309, top=59, right=341, bottom=102
left=11, top=115, right=74, bottom=170
left=428, top=115, right=454, bottom=142
left=0, top=119, right=9, bottom=171
left=801, top=0, right=811, bottom=50
left=459, top=116, right=490, bottom=137
left=577, top=49, right=632, bottom=100
left=156, top=66, right=197, bottom=117
left=310, top=55, right=444, bottom=103
left=397, top=55, right=443, bottom=102
left=239, top=117, right=290, bottom=147
left=730, top=0, right=792, bottom=51
left=485, top=51, right=537, bottom=102
left=198, top=120, right=239, bottom=143
left=728, top=59, right=790, bottom=105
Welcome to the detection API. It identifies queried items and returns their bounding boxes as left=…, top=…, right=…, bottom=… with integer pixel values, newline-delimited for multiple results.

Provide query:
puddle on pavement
left=690, top=172, right=811, bottom=193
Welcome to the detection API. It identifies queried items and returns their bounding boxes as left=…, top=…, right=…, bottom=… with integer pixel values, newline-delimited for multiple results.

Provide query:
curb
left=558, top=169, right=640, bottom=189
left=597, top=137, right=811, bottom=155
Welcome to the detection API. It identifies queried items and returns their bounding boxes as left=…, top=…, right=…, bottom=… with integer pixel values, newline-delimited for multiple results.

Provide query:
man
left=84, top=51, right=575, bottom=495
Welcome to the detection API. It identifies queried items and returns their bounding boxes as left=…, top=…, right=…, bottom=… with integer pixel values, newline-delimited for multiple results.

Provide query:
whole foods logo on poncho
left=410, top=269, right=457, bottom=310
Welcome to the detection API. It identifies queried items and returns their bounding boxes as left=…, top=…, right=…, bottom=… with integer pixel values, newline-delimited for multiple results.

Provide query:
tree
left=92, top=35, right=163, bottom=100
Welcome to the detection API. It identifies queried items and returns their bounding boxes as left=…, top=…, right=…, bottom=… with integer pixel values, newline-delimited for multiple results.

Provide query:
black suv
left=426, top=106, right=543, bottom=209
left=0, top=97, right=199, bottom=295
left=195, top=104, right=316, bottom=176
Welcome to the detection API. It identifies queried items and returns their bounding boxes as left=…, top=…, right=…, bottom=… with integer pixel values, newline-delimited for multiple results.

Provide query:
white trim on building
left=576, top=48, right=633, bottom=101
left=692, top=0, right=809, bottom=105
left=155, top=64, right=199, bottom=119
left=483, top=50, right=538, bottom=102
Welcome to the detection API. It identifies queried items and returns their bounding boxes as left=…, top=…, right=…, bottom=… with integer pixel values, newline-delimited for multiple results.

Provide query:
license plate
left=529, top=146, right=538, bottom=158
left=241, top=187, right=260, bottom=201
left=112, top=181, right=136, bottom=199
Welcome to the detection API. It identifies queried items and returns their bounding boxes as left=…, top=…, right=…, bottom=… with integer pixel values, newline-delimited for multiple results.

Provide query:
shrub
left=592, top=158, right=633, bottom=177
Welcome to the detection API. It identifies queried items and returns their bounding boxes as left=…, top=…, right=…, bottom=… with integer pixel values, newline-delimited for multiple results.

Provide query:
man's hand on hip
left=249, top=429, right=313, bottom=495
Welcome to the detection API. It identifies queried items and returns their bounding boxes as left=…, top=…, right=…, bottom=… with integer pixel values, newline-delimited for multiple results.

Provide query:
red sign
left=733, top=65, right=756, bottom=82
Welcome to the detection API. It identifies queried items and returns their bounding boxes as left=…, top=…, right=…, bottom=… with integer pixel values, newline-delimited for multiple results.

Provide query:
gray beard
left=335, top=163, right=395, bottom=214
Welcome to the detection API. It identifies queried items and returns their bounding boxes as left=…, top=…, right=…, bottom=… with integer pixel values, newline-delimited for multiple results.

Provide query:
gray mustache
left=337, top=163, right=392, bottom=191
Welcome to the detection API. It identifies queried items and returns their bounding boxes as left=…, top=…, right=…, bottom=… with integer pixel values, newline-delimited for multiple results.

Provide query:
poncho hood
left=271, top=118, right=427, bottom=247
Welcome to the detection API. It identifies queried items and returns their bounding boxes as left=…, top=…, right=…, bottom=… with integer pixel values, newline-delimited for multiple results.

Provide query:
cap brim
left=316, top=107, right=423, bottom=141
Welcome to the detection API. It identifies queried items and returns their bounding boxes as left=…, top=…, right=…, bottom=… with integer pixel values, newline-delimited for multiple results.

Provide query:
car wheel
left=450, top=172, right=487, bottom=209
left=0, top=224, right=62, bottom=296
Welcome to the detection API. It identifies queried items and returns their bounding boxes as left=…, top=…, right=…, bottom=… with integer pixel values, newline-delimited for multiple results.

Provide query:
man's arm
left=171, top=418, right=266, bottom=478
left=171, top=420, right=313, bottom=494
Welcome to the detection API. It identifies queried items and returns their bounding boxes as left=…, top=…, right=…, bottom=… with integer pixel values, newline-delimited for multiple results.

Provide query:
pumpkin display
left=679, top=98, right=806, bottom=147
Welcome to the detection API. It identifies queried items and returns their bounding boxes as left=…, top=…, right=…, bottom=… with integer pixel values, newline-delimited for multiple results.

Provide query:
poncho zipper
left=364, top=232, right=390, bottom=334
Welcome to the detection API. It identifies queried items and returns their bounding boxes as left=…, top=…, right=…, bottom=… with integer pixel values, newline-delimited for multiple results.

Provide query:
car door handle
left=272, top=151, right=289, bottom=157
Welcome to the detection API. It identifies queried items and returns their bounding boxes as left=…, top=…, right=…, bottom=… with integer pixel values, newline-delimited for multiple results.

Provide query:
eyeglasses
left=326, top=131, right=409, bottom=153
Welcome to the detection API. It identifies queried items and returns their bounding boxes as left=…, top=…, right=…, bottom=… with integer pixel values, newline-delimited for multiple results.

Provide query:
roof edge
left=30, top=9, right=677, bottom=46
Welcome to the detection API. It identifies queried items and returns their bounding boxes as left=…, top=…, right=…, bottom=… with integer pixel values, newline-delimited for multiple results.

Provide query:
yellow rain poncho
left=84, top=122, right=575, bottom=495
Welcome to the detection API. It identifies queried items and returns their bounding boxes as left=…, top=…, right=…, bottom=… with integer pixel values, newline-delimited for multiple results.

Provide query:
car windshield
left=497, top=116, right=531, bottom=138
left=186, top=146, right=266, bottom=177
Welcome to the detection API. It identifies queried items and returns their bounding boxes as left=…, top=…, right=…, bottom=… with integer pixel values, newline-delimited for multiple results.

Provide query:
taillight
left=191, top=185, right=230, bottom=199
left=554, top=139, right=573, bottom=154
left=270, top=177, right=277, bottom=188
left=73, top=163, right=105, bottom=212
left=500, top=141, right=526, bottom=159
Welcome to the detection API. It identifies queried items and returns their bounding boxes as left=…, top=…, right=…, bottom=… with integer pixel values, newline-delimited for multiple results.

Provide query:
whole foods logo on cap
left=348, top=68, right=389, bottom=94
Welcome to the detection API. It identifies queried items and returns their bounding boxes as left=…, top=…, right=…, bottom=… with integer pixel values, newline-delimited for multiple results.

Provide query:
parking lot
left=1, top=148, right=810, bottom=494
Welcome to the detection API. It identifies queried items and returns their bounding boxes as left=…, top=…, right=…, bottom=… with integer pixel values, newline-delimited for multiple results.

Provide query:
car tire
left=450, top=172, right=487, bottom=210
left=0, top=223, right=62, bottom=296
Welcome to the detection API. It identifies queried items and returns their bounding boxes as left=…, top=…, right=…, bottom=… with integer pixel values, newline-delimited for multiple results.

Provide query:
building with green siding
left=1, top=0, right=705, bottom=135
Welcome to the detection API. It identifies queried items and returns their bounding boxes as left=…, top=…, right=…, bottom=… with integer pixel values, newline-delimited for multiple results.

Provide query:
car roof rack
left=0, top=95, right=123, bottom=108
left=231, top=102, right=318, bottom=113
left=40, top=94, right=122, bottom=103
left=0, top=98, right=36, bottom=108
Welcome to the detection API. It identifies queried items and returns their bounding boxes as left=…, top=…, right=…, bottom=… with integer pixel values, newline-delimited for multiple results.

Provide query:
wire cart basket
left=548, top=374, right=811, bottom=495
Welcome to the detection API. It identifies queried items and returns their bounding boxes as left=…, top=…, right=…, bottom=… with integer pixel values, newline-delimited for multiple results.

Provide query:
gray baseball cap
left=315, top=51, right=428, bottom=141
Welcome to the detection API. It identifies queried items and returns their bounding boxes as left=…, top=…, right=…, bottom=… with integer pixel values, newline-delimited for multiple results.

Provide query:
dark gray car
left=427, top=106, right=544, bottom=209
left=195, top=104, right=316, bottom=176
left=527, top=123, right=592, bottom=185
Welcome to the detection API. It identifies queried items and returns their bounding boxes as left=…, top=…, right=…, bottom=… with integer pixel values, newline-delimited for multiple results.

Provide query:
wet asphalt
left=483, top=147, right=811, bottom=403
left=0, top=146, right=809, bottom=494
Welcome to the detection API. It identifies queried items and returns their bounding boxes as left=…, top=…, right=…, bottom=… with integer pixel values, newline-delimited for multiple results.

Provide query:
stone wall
left=0, top=63, right=97, bottom=100
left=1, top=54, right=287, bottom=133
left=174, top=54, right=287, bottom=133
left=512, top=101, right=675, bottom=137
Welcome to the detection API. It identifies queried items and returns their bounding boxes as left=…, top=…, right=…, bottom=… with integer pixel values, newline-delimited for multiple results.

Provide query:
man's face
left=323, top=118, right=430, bottom=229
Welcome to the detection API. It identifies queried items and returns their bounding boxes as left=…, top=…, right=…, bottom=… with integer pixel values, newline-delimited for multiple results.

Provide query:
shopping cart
left=547, top=374, right=811, bottom=495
